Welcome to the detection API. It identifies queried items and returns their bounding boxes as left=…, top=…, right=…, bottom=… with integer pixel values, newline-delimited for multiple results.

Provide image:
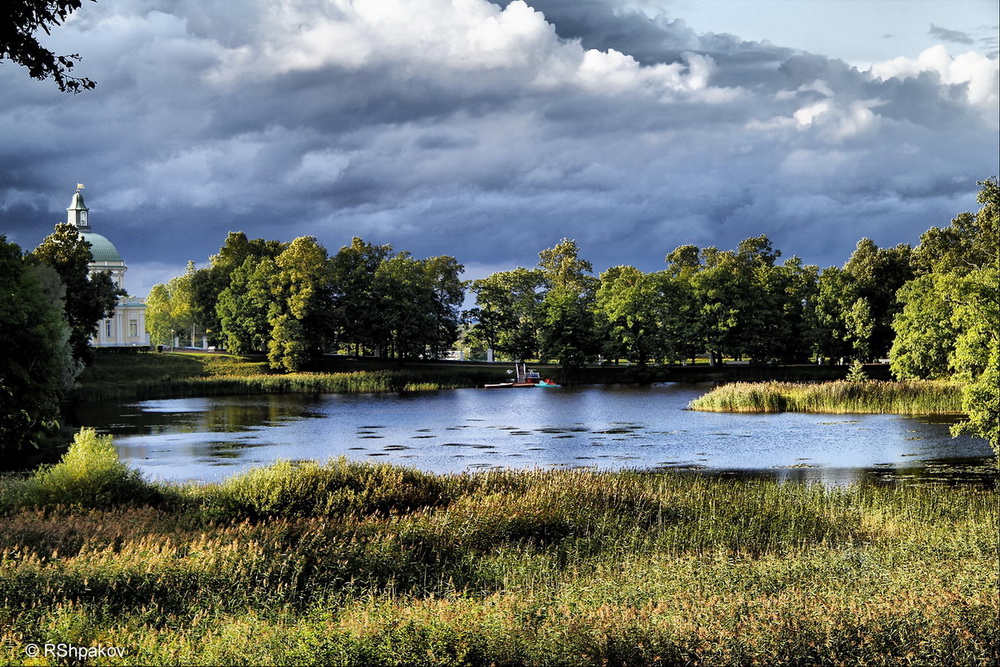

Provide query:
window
left=105, top=319, right=112, bottom=338
left=129, top=320, right=138, bottom=338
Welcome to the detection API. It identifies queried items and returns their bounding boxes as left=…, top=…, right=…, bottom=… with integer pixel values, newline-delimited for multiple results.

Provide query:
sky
left=1, top=0, right=997, bottom=297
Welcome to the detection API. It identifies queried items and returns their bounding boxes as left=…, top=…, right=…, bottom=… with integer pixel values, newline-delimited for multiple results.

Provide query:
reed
left=73, top=352, right=505, bottom=402
left=688, top=379, right=965, bottom=414
left=8, top=429, right=161, bottom=510
left=1, top=438, right=995, bottom=666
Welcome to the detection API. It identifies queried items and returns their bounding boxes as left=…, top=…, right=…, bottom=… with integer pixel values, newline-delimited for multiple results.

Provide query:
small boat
left=483, top=363, right=559, bottom=388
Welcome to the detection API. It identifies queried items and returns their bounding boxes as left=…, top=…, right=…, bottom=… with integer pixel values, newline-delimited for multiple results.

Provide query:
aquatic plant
left=689, top=379, right=965, bottom=415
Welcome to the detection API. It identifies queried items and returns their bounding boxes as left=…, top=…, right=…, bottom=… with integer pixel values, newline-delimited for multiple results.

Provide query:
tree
left=216, top=256, right=278, bottom=355
left=842, top=238, right=914, bottom=360
left=267, top=236, right=332, bottom=371
left=594, top=266, right=667, bottom=365
left=145, top=262, right=199, bottom=347
left=192, top=232, right=286, bottom=346
left=466, top=267, right=545, bottom=362
left=422, top=255, right=465, bottom=359
left=537, top=239, right=599, bottom=370
left=2, top=0, right=97, bottom=92
left=0, top=237, right=77, bottom=452
left=144, top=283, right=173, bottom=347
left=891, top=178, right=1000, bottom=451
left=329, top=237, right=393, bottom=355
left=29, top=222, right=120, bottom=361
left=889, top=274, right=957, bottom=379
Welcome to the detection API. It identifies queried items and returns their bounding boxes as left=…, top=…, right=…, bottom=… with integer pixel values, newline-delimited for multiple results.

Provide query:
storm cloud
left=1, top=0, right=996, bottom=295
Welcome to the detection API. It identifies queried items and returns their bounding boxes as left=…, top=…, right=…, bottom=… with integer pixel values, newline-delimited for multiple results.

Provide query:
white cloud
left=869, top=45, right=999, bottom=108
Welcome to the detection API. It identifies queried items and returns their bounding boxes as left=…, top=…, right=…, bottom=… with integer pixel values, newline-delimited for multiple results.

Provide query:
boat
left=483, top=363, right=559, bottom=388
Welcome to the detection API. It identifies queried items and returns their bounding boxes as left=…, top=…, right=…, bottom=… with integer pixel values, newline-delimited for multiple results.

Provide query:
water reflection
left=67, top=384, right=997, bottom=486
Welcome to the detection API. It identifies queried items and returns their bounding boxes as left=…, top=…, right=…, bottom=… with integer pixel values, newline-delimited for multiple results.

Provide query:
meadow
left=1, top=430, right=996, bottom=666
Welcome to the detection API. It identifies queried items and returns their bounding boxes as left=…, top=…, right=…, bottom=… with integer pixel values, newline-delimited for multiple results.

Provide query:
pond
left=67, top=384, right=997, bottom=486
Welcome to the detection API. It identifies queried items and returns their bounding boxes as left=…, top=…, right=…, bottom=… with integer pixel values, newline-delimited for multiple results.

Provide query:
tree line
left=148, top=179, right=996, bottom=444
left=146, top=235, right=465, bottom=372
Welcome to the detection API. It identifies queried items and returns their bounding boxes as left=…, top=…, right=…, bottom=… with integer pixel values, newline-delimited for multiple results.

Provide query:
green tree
left=329, top=237, right=393, bottom=356
left=192, top=233, right=286, bottom=346
left=810, top=266, right=857, bottom=362
left=216, top=256, right=278, bottom=355
left=422, top=255, right=465, bottom=359
left=145, top=262, right=200, bottom=347
left=267, top=236, right=332, bottom=371
left=889, top=274, right=957, bottom=379
left=842, top=238, right=914, bottom=360
left=537, top=239, right=598, bottom=370
left=144, top=284, right=173, bottom=346
left=0, top=237, right=77, bottom=452
left=375, top=252, right=433, bottom=359
left=466, top=267, right=545, bottom=362
left=891, top=178, right=1000, bottom=450
left=29, top=222, right=120, bottom=361
left=594, top=266, right=667, bottom=365
left=1, top=0, right=97, bottom=92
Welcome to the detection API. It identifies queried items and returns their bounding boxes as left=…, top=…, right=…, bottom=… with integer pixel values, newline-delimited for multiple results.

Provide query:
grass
left=0, top=432, right=996, bottom=665
left=688, top=379, right=965, bottom=415
left=72, top=351, right=508, bottom=402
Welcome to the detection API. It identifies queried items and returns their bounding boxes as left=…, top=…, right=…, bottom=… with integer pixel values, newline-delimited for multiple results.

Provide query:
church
left=65, top=186, right=149, bottom=347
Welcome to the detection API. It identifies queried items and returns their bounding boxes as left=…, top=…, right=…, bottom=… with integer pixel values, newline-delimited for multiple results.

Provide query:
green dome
left=80, top=230, right=123, bottom=263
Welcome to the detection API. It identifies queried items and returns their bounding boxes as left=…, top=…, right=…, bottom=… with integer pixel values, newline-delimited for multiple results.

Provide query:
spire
left=68, top=183, right=89, bottom=228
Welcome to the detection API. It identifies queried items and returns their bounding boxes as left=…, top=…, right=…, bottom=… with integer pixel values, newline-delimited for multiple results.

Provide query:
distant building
left=66, top=186, right=149, bottom=347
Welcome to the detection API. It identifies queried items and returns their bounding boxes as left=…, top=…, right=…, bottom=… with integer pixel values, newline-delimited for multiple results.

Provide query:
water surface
left=69, top=384, right=996, bottom=485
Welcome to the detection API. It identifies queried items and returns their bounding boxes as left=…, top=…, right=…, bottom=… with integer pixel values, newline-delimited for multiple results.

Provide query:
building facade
left=66, top=187, right=149, bottom=347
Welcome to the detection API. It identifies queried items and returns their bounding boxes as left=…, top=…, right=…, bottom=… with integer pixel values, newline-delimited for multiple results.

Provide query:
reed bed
left=79, top=365, right=503, bottom=402
left=0, top=431, right=996, bottom=665
left=688, top=379, right=965, bottom=415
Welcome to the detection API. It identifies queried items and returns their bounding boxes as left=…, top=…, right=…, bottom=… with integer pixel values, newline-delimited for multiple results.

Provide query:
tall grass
left=689, top=379, right=965, bottom=414
left=74, top=352, right=505, bottom=402
left=0, top=434, right=996, bottom=665
left=5, top=429, right=161, bottom=510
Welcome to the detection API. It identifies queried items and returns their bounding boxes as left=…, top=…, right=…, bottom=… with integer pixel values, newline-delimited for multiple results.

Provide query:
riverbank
left=688, top=379, right=965, bottom=415
left=71, top=350, right=509, bottom=402
left=1, top=430, right=996, bottom=666
left=74, top=350, right=886, bottom=403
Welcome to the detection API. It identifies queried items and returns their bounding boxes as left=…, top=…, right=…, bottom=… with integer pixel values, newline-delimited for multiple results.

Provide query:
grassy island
left=1, top=430, right=996, bottom=666
left=688, top=379, right=965, bottom=415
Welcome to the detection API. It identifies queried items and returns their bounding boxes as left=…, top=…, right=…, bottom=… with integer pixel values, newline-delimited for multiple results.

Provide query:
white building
left=66, top=186, right=149, bottom=347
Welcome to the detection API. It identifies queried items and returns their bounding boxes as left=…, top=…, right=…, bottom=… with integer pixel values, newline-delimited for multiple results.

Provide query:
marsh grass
left=0, top=436, right=996, bottom=666
left=73, top=352, right=504, bottom=402
left=689, top=379, right=965, bottom=415
left=5, top=429, right=161, bottom=511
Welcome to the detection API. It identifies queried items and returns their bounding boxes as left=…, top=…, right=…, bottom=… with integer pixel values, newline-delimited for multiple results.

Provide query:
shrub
left=198, top=457, right=451, bottom=521
left=19, top=428, right=160, bottom=509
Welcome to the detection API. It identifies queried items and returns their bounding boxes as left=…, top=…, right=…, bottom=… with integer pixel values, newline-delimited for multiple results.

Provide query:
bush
left=198, top=457, right=451, bottom=521
left=19, top=428, right=160, bottom=509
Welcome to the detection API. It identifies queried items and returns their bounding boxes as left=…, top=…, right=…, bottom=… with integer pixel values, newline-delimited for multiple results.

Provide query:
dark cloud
left=1, top=0, right=996, bottom=297
left=928, top=24, right=975, bottom=45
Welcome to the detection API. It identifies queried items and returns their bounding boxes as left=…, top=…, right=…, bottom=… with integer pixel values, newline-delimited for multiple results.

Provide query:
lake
left=68, top=384, right=996, bottom=485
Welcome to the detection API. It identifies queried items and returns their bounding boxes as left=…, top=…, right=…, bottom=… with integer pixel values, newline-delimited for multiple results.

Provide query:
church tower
left=67, top=184, right=89, bottom=229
